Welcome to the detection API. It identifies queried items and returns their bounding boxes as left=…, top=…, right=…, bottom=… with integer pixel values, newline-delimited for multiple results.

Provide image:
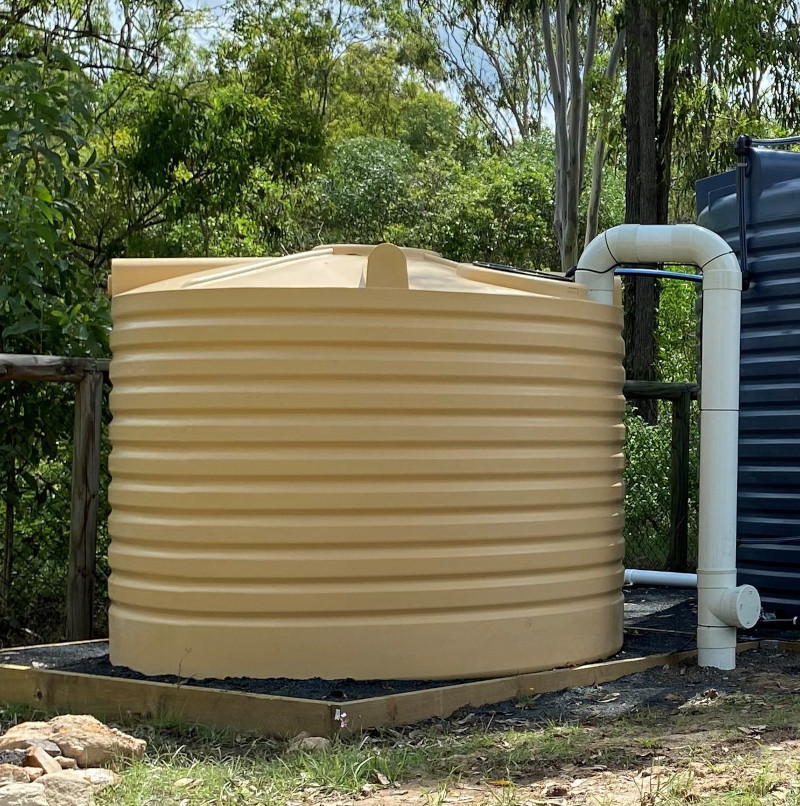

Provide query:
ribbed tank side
left=108, top=287, right=624, bottom=679
left=698, top=150, right=800, bottom=614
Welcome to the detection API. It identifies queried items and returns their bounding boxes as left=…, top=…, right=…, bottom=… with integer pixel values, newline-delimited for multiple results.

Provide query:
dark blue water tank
left=697, top=147, right=800, bottom=615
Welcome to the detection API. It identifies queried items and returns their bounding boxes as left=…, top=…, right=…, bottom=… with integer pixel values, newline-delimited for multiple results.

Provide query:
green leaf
left=2, top=319, right=40, bottom=337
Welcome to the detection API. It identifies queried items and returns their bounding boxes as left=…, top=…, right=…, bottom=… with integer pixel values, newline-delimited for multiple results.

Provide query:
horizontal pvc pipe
left=624, top=569, right=698, bottom=588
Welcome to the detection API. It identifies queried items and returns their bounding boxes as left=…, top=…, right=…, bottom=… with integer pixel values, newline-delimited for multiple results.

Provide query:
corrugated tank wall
left=698, top=149, right=800, bottom=614
left=108, top=245, right=625, bottom=679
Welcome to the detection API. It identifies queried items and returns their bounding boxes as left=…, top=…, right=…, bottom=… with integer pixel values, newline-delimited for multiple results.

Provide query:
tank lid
left=110, top=244, right=587, bottom=300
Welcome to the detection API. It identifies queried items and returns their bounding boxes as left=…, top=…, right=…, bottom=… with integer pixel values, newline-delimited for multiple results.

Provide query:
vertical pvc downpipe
left=576, top=224, right=761, bottom=670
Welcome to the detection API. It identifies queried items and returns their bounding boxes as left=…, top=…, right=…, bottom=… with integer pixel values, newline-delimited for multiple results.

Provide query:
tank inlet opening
left=576, top=223, right=761, bottom=670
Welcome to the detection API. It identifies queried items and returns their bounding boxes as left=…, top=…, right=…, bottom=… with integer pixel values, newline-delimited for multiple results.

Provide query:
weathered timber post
left=66, top=368, right=104, bottom=639
left=667, top=389, right=691, bottom=572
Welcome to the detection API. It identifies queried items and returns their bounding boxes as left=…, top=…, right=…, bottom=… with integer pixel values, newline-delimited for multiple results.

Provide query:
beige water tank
left=108, top=244, right=625, bottom=680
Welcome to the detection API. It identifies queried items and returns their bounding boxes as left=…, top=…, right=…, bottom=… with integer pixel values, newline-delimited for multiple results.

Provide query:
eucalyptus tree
left=410, top=0, right=618, bottom=272
left=408, top=0, right=549, bottom=146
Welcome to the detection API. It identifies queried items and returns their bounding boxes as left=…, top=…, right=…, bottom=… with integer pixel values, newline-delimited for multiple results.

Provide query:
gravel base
left=1, top=587, right=797, bottom=704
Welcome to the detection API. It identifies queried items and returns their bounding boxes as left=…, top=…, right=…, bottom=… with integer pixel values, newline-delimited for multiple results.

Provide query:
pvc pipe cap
left=716, top=585, right=761, bottom=629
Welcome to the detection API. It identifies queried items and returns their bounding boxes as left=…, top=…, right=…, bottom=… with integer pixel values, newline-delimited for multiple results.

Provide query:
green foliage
left=291, top=133, right=562, bottom=269
left=400, top=137, right=559, bottom=268
left=130, top=79, right=323, bottom=217
left=663, top=0, right=800, bottom=218
left=623, top=402, right=699, bottom=570
left=315, top=137, right=418, bottom=244
left=0, top=48, right=112, bottom=644
left=325, top=43, right=461, bottom=155
left=657, top=278, right=699, bottom=384
left=0, top=51, right=108, bottom=354
left=624, top=275, right=701, bottom=570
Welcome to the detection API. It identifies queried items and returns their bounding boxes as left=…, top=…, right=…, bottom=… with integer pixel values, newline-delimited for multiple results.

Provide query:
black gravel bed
left=449, top=640, right=800, bottom=727
left=2, top=587, right=798, bottom=704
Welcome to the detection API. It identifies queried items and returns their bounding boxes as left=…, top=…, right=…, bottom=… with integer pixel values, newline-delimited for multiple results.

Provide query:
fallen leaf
left=375, top=772, right=390, bottom=786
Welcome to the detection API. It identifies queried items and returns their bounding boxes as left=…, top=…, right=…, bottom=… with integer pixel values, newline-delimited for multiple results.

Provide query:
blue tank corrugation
left=697, top=147, right=800, bottom=616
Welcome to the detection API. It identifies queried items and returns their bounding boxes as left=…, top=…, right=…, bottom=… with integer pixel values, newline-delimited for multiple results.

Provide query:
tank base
left=109, top=597, right=624, bottom=681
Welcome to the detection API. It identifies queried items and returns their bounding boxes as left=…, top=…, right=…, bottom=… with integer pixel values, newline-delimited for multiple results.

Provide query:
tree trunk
left=585, top=28, right=625, bottom=247
left=544, top=0, right=598, bottom=272
left=623, top=0, right=660, bottom=423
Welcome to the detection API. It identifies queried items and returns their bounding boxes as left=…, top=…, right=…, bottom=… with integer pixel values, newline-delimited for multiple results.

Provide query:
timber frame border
left=1, top=354, right=109, bottom=640
left=0, top=639, right=765, bottom=738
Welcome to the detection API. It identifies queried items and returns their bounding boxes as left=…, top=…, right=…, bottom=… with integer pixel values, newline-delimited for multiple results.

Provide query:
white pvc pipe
left=624, top=569, right=698, bottom=588
left=576, top=224, right=762, bottom=670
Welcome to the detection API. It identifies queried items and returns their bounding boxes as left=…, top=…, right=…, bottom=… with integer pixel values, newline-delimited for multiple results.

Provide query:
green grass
left=5, top=687, right=800, bottom=806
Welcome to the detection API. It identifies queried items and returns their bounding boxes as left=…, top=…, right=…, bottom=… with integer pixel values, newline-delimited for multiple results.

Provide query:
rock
left=55, top=757, right=77, bottom=770
left=48, top=716, right=145, bottom=767
left=23, top=747, right=62, bottom=776
left=0, top=716, right=145, bottom=769
left=23, top=768, right=43, bottom=783
left=0, top=753, right=27, bottom=768
left=24, top=742, right=60, bottom=758
left=0, top=725, right=51, bottom=754
left=0, top=783, right=47, bottom=806
left=542, top=782, right=569, bottom=798
left=41, top=773, right=94, bottom=806
left=290, top=736, right=331, bottom=754
left=0, top=765, right=28, bottom=785
left=78, top=769, right=120, bottom=791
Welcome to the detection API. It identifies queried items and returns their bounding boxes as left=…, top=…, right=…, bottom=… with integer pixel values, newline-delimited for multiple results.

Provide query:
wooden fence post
left=667, top=389, right=691, bottom=572
left=66, top=369, right=104, bottom=640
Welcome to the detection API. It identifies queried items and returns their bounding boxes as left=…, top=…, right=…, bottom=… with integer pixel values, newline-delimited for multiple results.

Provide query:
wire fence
left=623, top=393, right=700, bottom=571
left=0, top=380, right=110, bottom=648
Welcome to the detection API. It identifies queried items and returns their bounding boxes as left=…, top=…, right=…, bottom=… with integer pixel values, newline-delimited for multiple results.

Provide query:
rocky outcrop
left=0, top=715, right=142, bottom=806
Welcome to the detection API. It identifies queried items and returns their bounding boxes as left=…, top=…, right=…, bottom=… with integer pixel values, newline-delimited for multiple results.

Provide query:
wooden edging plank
left=344, top=641, right=762, bottom=732
left=771, top=640, right=800, bottom=653
left=0, top=640, right=767, bottom=738
left=0, top=664, right=334, bottom=739
left=345, top=649, right=695, bottom=732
